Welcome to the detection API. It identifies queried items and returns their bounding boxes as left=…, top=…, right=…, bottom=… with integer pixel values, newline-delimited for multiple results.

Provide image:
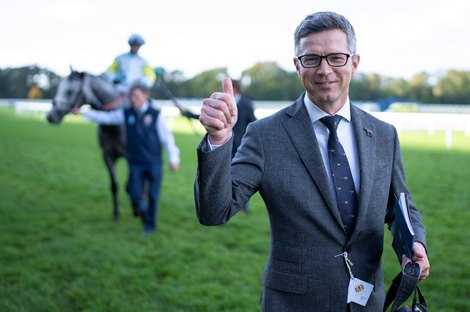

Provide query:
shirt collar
left=303, top=93, right=351, bottom=124
left=137, top=99, right=149, bottom=114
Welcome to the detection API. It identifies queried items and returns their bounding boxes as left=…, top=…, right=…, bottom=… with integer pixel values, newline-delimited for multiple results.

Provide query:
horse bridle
left=55, top=72, right=126, bottom=112
left=69, top=74, right=86, bottom=111
left=51, top=72, right=85, bottom=113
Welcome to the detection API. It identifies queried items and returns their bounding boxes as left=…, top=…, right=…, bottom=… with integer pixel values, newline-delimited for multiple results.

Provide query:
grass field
left=1, top=107, right=469, bottom=311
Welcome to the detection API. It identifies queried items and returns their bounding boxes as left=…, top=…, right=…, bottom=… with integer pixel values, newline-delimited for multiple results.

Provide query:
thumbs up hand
left=199, top=77, right=238, bottom=145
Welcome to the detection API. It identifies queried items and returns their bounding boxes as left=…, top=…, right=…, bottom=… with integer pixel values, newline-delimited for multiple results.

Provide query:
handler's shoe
left=142, top=226, right=155, bottom=236
left=132, top=203, right=148, bottom=217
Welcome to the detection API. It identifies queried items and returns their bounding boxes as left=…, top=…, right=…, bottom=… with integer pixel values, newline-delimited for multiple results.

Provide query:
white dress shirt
left=82, top=101, right=180, bottom=166
left=303, top=94, right=360, bottom=193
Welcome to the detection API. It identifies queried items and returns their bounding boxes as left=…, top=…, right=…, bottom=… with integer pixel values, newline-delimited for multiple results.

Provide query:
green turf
left=1, top=108, right=469, bottom=311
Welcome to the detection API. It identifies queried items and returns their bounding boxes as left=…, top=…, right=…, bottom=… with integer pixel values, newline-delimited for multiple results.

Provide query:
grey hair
left=294, top=11, right=357, bottom=56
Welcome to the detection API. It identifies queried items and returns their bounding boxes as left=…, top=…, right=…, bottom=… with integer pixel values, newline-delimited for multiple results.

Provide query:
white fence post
left=445, top=127, right=453, bottom=150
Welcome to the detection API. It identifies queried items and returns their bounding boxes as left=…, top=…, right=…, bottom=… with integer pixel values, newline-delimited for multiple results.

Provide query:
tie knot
left=320, top=115, right=342, bottom=133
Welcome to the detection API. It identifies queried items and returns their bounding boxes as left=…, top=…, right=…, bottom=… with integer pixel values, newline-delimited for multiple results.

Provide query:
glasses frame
left=296, top=53, right=354, bottom=68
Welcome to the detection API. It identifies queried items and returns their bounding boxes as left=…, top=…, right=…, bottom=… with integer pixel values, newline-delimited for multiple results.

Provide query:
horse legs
left=102, top=153, right=120, bottom=222
left=97, top=124, right=127, bottom=222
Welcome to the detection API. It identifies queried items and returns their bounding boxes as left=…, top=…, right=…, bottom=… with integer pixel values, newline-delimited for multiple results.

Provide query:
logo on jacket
left=143, top=114, right=153, bottom=126
left=127, top=114, right=135, bottom=125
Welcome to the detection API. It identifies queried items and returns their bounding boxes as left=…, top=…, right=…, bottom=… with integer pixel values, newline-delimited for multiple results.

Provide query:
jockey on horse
left=103, top=33, right=156, bottom=105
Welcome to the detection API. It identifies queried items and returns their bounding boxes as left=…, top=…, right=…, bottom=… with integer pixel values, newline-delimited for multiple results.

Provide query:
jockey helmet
left=128, top=34, right=145, bottom=46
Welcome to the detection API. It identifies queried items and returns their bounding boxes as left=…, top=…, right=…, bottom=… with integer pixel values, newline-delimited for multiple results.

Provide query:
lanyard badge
left=335, top=252, right=374, bottom=306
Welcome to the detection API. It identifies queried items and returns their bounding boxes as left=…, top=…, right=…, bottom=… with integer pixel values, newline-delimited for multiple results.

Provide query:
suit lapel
left=282, top=96, right=344, bottom=228
left=349, top=105, right=377, bottom=241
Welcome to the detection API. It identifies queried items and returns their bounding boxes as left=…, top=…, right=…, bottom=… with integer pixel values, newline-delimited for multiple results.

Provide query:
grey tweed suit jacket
left=194, top=94, right=426, bottom=312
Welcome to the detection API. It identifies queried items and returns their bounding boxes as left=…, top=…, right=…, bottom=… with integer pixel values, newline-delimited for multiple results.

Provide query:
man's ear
left=351, top=54, right=360, bottom=77
left=293, top=57, right=301, bottom=72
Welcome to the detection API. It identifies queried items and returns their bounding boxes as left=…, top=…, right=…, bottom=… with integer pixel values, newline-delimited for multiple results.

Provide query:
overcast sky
left=1, top=0, right=469, bottom=79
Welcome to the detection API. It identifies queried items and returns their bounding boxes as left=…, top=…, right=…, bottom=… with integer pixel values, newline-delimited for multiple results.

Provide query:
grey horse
left=47, top=70, right=129, bottom=221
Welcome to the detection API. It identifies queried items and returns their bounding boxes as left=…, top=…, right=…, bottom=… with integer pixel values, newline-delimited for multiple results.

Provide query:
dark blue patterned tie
left=321, top=115, right=358, bottom=236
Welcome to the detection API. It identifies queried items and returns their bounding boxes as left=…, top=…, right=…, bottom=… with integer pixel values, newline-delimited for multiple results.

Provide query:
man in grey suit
left=194, top=11, right=430, bottom=311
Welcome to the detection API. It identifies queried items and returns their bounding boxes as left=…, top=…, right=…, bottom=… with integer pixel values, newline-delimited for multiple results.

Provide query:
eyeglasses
left=296, top=53, right=353, bottom=68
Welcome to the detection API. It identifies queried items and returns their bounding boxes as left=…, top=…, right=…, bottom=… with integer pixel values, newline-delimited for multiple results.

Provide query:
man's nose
left=316, top=58, right=333, bottom=75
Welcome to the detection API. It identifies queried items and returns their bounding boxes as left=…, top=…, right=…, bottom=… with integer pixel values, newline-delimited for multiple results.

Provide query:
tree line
left=1, top=64, right=470, bottom=104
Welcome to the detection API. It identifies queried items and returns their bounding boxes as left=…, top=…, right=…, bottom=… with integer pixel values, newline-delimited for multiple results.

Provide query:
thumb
left=222, top=76, right=234, bottom=97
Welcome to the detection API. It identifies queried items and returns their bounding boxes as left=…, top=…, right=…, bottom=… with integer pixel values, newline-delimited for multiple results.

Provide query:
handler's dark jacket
left=124, top=105, right=162, bottom=164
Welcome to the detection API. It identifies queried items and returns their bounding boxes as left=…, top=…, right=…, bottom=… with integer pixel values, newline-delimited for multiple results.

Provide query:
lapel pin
left=364, top=128, right=373, bottom=137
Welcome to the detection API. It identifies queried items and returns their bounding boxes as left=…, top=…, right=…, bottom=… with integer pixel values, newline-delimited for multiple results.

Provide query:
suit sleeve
left=194, top=123, right=263, bottom=225
left=386, top=127, right=427, bottom=247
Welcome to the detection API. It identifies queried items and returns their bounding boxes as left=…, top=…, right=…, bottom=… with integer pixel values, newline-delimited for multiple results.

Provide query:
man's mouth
left=315, top=81, right=336, bottom=88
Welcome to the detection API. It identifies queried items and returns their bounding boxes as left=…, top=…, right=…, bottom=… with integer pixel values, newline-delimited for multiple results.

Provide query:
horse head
left=46, top=70, right=86, bottom=124
left=46, top=69, right=123, bottom=124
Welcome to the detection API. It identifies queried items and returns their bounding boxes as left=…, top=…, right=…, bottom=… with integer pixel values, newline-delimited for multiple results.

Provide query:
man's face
left=293, top=29, right=360, bottom=113
left=130, top=88, right=148, bottom=109
left=130, top=45, right=141, bottom=54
